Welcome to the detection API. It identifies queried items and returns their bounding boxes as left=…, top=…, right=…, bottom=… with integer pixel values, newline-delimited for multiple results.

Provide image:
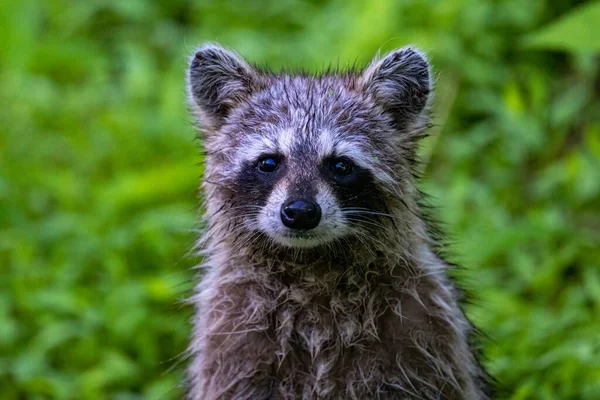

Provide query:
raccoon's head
left=188, top=44, right=431, bottom=251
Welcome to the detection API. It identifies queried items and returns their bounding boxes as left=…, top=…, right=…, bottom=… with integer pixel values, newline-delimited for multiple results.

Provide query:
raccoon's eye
left=331, top=158, right=354, bottom=176
left=257, top=157, right=280, bottom=173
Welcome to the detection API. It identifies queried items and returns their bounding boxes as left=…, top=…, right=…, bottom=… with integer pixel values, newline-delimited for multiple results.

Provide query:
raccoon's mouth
left=268, top=231, right=330, bottom=249
left=282, top=232, right=317, bottom=239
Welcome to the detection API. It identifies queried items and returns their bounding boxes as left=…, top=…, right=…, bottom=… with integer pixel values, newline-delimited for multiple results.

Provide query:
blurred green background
left=1, top=0, right=599, bottom=399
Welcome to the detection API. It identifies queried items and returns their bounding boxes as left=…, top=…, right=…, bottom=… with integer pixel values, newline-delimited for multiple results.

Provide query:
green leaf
left=523, top=2, right=600, bottom=52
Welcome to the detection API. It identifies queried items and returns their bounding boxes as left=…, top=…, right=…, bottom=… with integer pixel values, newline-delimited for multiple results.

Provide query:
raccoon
left=186, top=43, right=491, bottom=399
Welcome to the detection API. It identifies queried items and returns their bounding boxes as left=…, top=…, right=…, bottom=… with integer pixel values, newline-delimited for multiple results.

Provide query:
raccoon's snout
left=280, top=199, right=322, bottom=230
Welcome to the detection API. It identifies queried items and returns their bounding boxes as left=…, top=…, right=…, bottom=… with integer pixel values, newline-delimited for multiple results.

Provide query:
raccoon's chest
left=271, top=286, right=411, bottom=397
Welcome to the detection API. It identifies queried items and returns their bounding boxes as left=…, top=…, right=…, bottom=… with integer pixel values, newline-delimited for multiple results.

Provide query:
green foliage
left=524, top=2, right=600, bottom=52
left=1, top=0, right=599, bottom=398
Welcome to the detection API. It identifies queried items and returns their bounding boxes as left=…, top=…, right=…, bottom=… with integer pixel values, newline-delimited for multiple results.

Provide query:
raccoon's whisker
left=206, top=226, right=256, bottom=250
left=342, top=206, right=390, bottom=214
left=206, top=221, right=246, bottom=237
left=352, top=230, right=391, bottom=251
left=343, top=211, right=391, bottom=221
left=341, top=208, right=395, bottom=219
left=228, top=230, right=254, bottom=248
left=344, top=217, right=388, bottom=230
left=347, top=210, right=412, bottom=228
left=345, top=218, right=389, bottom=233
left=203, top=179, right=237, bottom=192
left=207, top=212, right=260, bottom=232
left=341, top=188, right=378, bottom=203
left=238, top=231, right=265, bottom=253
left=227, top=227, right=261, bottom=247
left=209, top=205, right=264, bottom=218
left=224, top=205, right=263, bottom=210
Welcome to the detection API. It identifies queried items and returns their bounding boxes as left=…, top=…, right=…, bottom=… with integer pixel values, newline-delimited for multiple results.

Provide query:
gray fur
left=186, top=43, right=491, bottom=399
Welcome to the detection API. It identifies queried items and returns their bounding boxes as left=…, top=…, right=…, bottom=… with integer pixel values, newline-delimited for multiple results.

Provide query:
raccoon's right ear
left=187, top=43, right=260, bottom=130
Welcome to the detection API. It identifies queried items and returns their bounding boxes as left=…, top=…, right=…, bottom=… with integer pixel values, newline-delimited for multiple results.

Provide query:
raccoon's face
left=188, top=44, right=431, bottom=249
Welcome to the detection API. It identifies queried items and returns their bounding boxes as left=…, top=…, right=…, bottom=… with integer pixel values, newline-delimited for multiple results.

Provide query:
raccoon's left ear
left=361, top=46, right=432, bottom=132
left=187, top=43, right=260, bottom=131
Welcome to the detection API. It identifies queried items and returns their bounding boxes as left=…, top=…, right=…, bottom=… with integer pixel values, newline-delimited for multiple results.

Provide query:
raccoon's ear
left=361, top=46, right=432, bottom=131
left=187, top=43, right=259, bottom=130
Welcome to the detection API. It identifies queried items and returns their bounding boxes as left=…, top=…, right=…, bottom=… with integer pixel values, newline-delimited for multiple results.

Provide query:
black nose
left=280, top=199, right=322, bottom=230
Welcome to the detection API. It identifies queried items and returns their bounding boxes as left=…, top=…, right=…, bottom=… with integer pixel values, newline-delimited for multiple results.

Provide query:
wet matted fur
left=185, top=43, right=492, bottom=399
